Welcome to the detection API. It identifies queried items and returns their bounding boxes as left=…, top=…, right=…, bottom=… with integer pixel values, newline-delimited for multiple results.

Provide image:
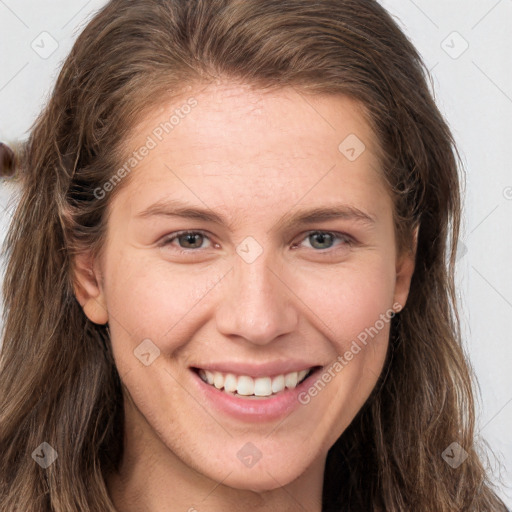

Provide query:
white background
left=1, top=0, right=511, bottom=507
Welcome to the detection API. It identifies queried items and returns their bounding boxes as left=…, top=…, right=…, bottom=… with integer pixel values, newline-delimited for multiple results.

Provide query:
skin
left=74, top=82, right=416, bottom=512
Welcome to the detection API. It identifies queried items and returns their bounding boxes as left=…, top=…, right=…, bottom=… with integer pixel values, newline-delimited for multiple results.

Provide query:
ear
left=393, top=225, right=418, bottom=311
left=72, top=252, right=109, bottom=325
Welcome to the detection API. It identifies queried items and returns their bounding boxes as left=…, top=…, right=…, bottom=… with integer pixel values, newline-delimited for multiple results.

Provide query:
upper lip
left=191, top=360, right=322, bottom=379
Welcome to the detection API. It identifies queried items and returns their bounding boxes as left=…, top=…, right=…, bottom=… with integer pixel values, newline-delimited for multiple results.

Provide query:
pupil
left=181, top=233, right=202, bottom=248
left=311, top=232, right=332, bottom=249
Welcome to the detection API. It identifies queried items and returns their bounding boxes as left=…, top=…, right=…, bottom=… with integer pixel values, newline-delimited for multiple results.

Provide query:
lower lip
left=190, top=368, right=321, bottom=422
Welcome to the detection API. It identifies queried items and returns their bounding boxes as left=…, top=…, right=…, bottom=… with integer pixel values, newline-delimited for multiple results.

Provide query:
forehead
left=140, top=83, right=377, bottom=151
left=113, top=83, right=390, bottom=224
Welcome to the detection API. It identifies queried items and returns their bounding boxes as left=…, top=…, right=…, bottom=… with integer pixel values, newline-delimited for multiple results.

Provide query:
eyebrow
left=135, top=198, right=376, bottom=231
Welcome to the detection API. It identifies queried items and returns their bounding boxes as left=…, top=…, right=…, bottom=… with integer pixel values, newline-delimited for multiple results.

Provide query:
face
left=75, top=83, right=414, bottom=491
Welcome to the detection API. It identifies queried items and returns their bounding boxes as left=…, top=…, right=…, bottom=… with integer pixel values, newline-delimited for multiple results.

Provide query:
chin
left=220, top=470, right=296, bottom=492
left=202, top=450, right=313, bottom=492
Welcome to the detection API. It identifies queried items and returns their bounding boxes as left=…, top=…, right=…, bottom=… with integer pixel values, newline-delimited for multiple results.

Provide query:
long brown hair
left=0, top=1, right=507, bottom=510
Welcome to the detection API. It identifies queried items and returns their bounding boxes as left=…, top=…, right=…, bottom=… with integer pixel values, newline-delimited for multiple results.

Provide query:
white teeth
left=204, top=370, right=214, bottom=385
left=197, top=368, right=313, bottom=397
left=285, top=372, right=298, bottom=389
left=254, top=377, right=272, bottom=397
left=237, top=376, right=254, bottom=396
left=213, top=372, right=224, bottom=389
left=298, top=369, right=309, bottom=382
left=223, top=373, right=238, bottom=392
left=271, top=374, right=285, bottom=393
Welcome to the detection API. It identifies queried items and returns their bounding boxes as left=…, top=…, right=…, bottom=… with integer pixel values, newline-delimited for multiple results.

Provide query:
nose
left=215, top=250, right=299, bottom=346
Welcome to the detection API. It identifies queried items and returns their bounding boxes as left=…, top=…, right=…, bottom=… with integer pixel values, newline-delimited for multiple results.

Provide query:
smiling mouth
left=192, top=367, right=320, bottom=398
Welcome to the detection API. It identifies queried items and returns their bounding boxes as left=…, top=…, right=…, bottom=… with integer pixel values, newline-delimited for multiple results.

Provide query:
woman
left=0, top=0, right=508, bottom=510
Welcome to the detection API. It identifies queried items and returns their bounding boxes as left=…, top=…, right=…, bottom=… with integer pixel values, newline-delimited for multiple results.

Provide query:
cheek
left=289, top=259, right=396, bottom=448
left=102, top=252, right=229, bottom=354
left=297, top=256, right=396, bottom=349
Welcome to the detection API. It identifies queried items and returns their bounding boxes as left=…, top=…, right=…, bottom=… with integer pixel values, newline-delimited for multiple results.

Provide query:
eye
left=160, top=230, right=215, bottom=251
left=294, top=231, right=354, bottom=251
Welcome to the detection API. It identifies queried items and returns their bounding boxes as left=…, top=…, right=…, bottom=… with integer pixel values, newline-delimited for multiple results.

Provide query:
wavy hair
left=0, top=0, right=508, bottom=510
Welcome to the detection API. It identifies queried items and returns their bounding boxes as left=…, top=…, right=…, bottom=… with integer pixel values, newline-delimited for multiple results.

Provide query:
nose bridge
left=215, top=245, right=298, bottom=345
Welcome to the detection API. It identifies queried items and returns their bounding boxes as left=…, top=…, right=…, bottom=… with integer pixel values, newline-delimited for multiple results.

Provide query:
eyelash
left=159, top=230, right=355, bottom=255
